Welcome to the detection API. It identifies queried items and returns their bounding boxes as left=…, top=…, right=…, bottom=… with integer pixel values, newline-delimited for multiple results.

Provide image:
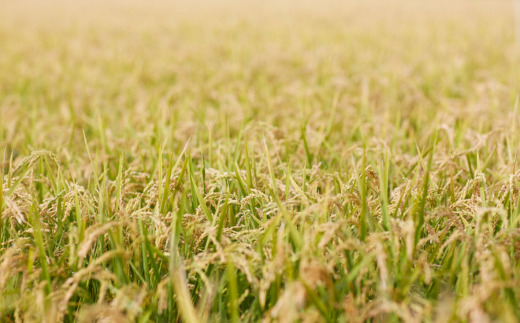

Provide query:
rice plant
left=1, top=1, right=520, bottom=322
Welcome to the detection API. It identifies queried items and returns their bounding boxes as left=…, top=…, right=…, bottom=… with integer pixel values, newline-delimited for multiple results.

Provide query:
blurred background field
left=1, top=0, right=518, bottom=159
left=1, top=1, right=520, bottom=322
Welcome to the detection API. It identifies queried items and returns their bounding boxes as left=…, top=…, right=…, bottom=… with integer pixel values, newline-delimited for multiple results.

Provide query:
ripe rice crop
left=1, top=1, right=520, bottom=322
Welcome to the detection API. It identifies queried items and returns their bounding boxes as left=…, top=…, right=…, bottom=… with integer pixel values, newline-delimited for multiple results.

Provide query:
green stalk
left=415, top=130, right=437, bottom=245
left=227, top=261, right=239, bottom=323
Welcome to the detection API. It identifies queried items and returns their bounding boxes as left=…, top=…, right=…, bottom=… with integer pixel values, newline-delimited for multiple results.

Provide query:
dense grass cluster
left=1, top=1, right=520, bottom=322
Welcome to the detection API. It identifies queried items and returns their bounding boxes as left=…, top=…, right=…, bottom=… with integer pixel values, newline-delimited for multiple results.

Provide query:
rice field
left=1, top=1, right=520, bottom=322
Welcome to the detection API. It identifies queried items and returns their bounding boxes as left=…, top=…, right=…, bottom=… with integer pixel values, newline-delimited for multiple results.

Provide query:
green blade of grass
left=189, top=155, right=213, bottom=223
left=415, top=130, right=437, bottom=245
left=227, top=261, right=239, bottom=323
left=269, top=188, right=302, bottom=250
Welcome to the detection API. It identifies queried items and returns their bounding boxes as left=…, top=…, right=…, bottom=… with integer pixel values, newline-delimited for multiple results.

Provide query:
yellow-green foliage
left=1, top=1, right=520, bottom=322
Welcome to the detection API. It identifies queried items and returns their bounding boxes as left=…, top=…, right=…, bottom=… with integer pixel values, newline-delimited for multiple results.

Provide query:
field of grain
left=1, top=1, right=520, bottom=322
